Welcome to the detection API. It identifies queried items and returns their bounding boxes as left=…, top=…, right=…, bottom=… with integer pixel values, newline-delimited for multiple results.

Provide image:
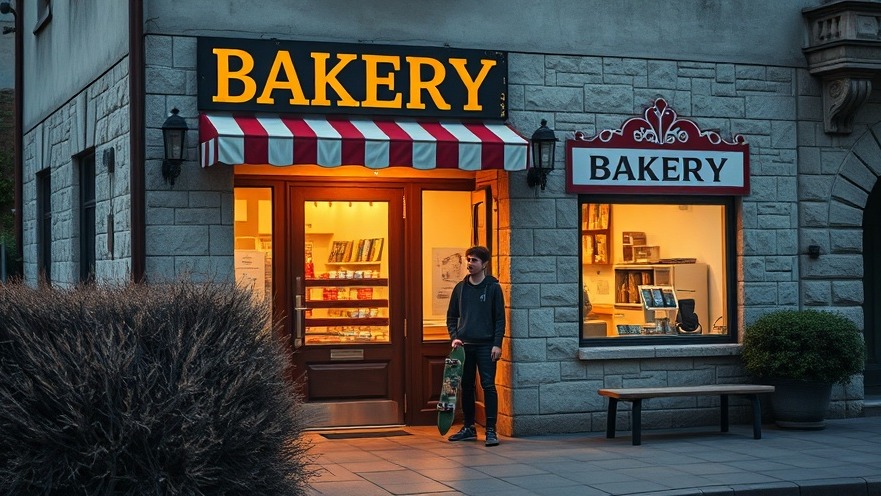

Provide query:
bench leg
left=749, top=394, right=762, bottom=439
left=720, top=394, right=729, bottom=432
left=606, top=398, right=618, bottom=439
left=632, top=399, right=642, bottom=446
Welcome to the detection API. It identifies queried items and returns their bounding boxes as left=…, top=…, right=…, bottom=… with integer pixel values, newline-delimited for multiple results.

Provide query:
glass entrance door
left=408, top=188, right=490, bottom=425
left=290, top=186, right=404, bottom=427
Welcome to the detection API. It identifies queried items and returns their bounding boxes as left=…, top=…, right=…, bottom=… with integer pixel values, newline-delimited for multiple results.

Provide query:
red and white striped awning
left=199, top=113, right=528, bottom=171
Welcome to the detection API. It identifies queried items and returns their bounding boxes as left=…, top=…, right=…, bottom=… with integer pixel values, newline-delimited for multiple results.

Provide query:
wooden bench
left=598, top=385, right=775, bottom=445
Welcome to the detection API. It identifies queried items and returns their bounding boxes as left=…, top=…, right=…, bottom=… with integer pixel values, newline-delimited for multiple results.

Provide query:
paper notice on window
left=235, top=250, right=266, bottom=302
left=432, top=247, right=467, bottom=317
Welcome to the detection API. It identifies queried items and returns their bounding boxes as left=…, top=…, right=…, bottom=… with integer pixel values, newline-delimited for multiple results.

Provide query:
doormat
left=320, top=430, right=412, bottom=440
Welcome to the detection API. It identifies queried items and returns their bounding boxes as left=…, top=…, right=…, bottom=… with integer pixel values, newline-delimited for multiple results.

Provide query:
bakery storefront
left=570, top=99, right=749, bottom=346
left=197, top=37, right=527, bottom=427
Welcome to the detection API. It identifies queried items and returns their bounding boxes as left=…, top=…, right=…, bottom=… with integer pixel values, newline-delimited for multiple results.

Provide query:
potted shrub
left=741, top=309, right=866, bottom=429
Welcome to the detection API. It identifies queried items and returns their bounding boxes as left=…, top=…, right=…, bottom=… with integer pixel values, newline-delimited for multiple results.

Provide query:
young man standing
left=446, top=246, right=505, bottom=447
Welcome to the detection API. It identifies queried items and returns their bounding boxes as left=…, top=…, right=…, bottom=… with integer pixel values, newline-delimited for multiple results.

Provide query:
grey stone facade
left=143, top=35, right=234, bottom=283
left=17, top=1, right=878, bottom=438
left=500, top=54, right=867, bottom=435
left=22, top=58, right=132, bottom=285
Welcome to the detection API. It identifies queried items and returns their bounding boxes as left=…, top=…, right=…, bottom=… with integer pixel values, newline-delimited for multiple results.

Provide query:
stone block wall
left=22, top=58, right=132, bottom=285
left=143, top=35, right=234, bottom=283
left=502, top=53, right=865, bottom=436
left=797, top=69, right=881, bottom=328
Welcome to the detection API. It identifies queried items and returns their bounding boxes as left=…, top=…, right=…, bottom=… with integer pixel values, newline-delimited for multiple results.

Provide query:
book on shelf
left=598, top=204, right=609, bottom=229
left=370, top=237, right=384, bottom=261
left=327, top=241, right=339, bottom=262
left=360, top=238, right=373, bottom=262
left=595, top=234, right=607, bottom=263
left=343, top=240, right=354, bottom=262
left=356, top=239, right=366, bottom=261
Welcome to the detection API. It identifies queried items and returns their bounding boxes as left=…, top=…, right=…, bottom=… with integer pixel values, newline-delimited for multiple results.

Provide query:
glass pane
left=421, top=191, right=472, bottom=342
left=581, top=202, right=729, bottom=340
left=233, top=188, right=273, bottom=312
left=304, top=200, right=390, bottom=345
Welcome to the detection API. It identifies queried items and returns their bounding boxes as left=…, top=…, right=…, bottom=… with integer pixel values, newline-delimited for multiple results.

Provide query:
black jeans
left=461, top=343, right=498, bottom=429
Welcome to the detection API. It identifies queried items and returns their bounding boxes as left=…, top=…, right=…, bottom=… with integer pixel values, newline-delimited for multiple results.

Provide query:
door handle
left=293, top=276, right=306, bottom=348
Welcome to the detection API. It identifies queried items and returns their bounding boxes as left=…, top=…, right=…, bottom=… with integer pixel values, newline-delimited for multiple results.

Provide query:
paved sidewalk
left=306, top=417, right=881, bottom=495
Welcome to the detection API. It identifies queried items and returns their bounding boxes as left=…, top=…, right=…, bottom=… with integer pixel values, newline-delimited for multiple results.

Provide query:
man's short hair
left=466, top=246, right=490, bottom=263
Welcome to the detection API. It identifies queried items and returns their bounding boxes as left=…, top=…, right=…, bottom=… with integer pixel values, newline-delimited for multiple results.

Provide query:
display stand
left=638, top=285, right=678, bottom=335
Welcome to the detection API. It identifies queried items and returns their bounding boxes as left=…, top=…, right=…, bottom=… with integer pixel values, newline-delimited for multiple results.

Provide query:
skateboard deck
left=436, top=346, right=465, bottom=436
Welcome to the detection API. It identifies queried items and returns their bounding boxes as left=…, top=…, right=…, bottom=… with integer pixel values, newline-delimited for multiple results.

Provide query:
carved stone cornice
left=803, top=1, right=881, bottom=134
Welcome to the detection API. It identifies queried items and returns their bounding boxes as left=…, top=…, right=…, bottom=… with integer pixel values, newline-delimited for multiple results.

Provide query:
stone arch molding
left=803, top=124, right=881, bottom=309
left=836, top=125, right=881, bottom=219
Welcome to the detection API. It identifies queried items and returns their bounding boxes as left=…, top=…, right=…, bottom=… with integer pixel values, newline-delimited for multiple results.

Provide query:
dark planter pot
left=768, top=378, right=833, bottom=430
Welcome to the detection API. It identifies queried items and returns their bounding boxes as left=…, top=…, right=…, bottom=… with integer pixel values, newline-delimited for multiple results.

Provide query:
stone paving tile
left=588, top=457, right=655, bottom=470
left=381, top=481, right=456, bottom=495
left=699, top=471, right=786, bottom=486
left=340, top=459, right=407, bottom=473
left=502, top=472, right=586, bottom=490
left=393, top=455, right=464, bottom=470
left=758, top=467, right=856, bottom=482
left=531, top=485, right=611, bottom=496
left=417, top=466, right=494, bottom=482
left=307, top=480, right=391, bottom=495
left=675, top=462, right=744, bottom=476
left=471, top=462, right=548, bottom=478
left=315, top=449, right=387, bottom=464
left=557, top=467, right=640, bottom=485
left=473, top=487, right=540, bottom=496
left=358, top=469, right=444, bottom=487
left=305, top=419, right=881, bottom=496
left=442, top=476, right=526, bottom=494
left=589, top=479, right=675, bottom=494
left=308, top=463, right=361, bottom=482
left=444, top=451, right=517, bottom=467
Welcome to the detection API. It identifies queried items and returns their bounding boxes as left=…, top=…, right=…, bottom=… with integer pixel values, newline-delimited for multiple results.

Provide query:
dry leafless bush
left=0, top=280, right=315, bottom=495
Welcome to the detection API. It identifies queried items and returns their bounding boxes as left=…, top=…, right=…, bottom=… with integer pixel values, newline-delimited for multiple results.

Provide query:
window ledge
left=578, top=343, right=741, bottom=360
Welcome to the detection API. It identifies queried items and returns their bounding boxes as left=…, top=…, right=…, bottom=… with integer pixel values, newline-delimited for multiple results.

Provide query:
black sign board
left=197, top=37, right=508, bottom=120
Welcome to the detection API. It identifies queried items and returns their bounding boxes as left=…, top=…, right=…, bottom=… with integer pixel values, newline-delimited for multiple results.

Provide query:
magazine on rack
left=639, top=285, right=677, bottom=310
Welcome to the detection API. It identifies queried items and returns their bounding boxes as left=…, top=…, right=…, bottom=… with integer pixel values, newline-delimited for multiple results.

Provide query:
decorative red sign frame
left=566, top=99, right=750, bottom=196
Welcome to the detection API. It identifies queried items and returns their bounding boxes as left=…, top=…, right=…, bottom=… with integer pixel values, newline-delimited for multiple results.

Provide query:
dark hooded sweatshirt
left=446, top=274, right=505, bottom=348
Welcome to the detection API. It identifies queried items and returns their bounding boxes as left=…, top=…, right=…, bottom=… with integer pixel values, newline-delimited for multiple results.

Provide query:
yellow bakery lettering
left=405, top=56, right=451, bottom=110
left=312, top=52, right=359, bottom=107
left=449, top=58, right=496, bottom=111
left=213, top=48, right=257, bottom=103
left=208, top=44, right=501, bottom=113
left=363, top=54, right=402, bottom=109
left=256, top=50, right=308, bottom=105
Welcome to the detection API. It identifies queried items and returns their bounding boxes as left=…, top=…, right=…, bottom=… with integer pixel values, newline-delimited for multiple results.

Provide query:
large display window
left=233, top=187, right=274, bottom=313
left=580, top=196, right=736, bottom=345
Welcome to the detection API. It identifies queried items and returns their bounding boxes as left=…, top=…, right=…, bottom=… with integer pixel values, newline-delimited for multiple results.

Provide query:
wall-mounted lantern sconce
left=527, top=119, right=558, bottom=190
left=103, top=147, right=115, bottom=174
left=161, top=108, right=188, bottom=186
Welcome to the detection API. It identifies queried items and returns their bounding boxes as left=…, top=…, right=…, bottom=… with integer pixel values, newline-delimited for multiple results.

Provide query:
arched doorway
left=865, top=180, right=881, bottom=394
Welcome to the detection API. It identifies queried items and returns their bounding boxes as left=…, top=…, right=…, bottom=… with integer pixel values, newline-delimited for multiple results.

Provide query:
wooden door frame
left=403, top=179, right=487, bottom=425
left=236, top=174, right=478, bottom=426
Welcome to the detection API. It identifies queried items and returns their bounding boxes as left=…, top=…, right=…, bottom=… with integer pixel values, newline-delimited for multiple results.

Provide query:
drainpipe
left=129, top=0, right=145, bottom=281
left=12, top=1, right=22, bottom=276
